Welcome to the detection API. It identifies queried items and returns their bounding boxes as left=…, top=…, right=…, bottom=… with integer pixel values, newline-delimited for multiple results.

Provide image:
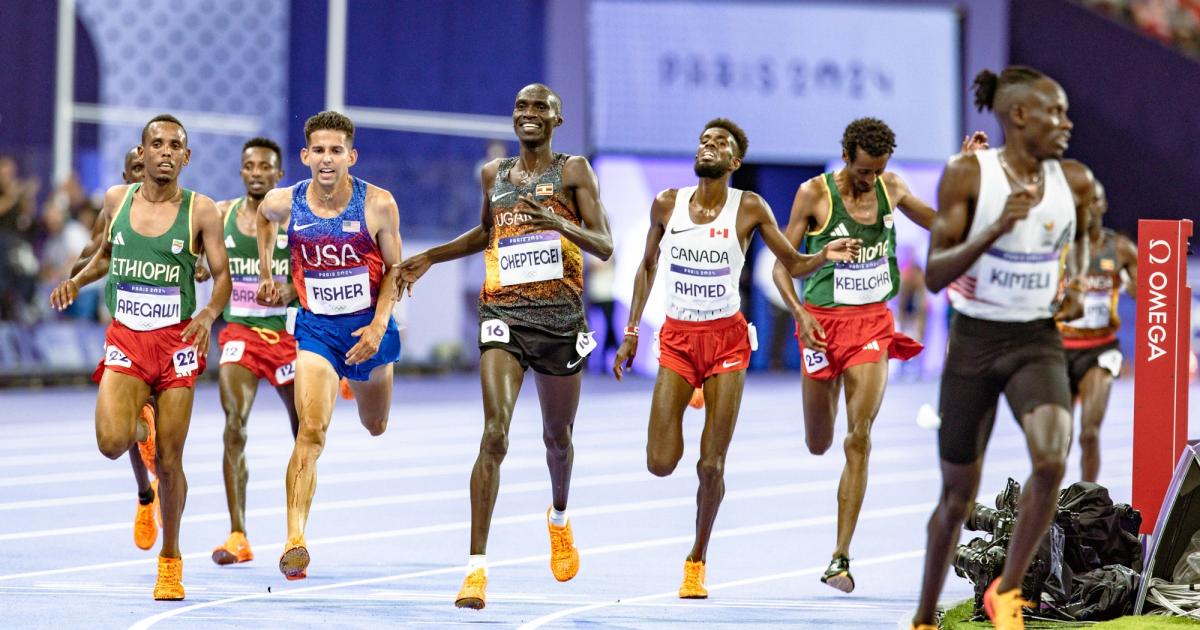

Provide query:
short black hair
left=702, top=117, right=748, bottom=159
left=841, top=117, right=896, bottom=161
left=242, top=137, right=282, bottom=164
left=141, top=114, right=187, bottom=145
left=972, top=65, right=1046, bottom=113
left=304, top=111, right=355, bottom=146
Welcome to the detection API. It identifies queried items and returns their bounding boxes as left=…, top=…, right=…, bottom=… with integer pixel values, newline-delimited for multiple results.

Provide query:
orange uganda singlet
left=479, top=153, right=585, bottom=336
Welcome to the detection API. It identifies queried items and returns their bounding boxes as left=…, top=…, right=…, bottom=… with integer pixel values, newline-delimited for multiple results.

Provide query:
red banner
left=1133, top=219, right=1193, bottom=534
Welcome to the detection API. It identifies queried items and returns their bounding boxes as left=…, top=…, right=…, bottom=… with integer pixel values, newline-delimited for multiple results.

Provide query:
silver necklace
left=518, top=160, right=551, bottom=186
left=998, top=150, right=1043, bottom=189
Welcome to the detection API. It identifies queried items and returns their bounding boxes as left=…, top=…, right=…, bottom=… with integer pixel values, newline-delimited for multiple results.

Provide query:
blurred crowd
left=1084, top=0, right=1200, bottom=56
left=0, top=155, right=104, bottom=323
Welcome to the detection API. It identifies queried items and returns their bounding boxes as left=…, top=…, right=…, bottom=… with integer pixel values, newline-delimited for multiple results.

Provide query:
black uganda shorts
left=478, top=322, right=590, bottom=376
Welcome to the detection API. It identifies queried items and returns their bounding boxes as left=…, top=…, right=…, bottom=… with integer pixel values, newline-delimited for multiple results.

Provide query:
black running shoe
left=820, top=555, right=855, bottom=593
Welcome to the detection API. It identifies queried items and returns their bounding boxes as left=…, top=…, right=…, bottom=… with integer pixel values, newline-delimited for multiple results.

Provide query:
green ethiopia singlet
left=802, top=173, right=899, bottom=307
left=104, top=183, right=198, bottom=330
left=222, top=197, right=291, bottom=330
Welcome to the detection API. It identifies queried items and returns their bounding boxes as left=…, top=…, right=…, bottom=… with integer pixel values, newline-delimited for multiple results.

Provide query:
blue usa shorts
left=294, top=308, right=401, bottom=381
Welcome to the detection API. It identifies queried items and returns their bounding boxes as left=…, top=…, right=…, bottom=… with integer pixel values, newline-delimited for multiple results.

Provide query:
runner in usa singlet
left=289, top=176, right=385, bottom=317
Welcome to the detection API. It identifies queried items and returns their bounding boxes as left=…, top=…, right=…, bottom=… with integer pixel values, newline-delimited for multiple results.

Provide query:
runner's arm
left=771, top=180, right=821, bottom=317
left=612, top=189, right=672, bottom=380
left=884, top=172, right=935, bottom=231
left=255, top=187, right=291, bottom=304
left=522, top=155, right=612, bottom=259
left=751, top=192, right=857, bottom=279
left=345, top=190, right=402, bottom=366
left=54, top=186, right=125, bottom=308
left=181, top=194, right=230, bottom=354
left=1117, top=232, right=1138, bottom=297
left=925, top=153, right=1002, bottom=292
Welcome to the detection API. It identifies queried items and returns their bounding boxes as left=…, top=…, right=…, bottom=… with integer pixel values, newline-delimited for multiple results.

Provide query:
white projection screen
left=589, top=0, right=962, bottom=163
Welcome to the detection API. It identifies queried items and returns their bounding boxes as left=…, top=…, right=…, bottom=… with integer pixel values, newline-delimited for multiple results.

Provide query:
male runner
left=51, top=114, right=232, bottom=600
left=211, top=137, right=299, bottom=565
left=771, top=118, right=978, bottom=592
left=70, top=147, right=161, bottom=551
left=1057, top=179, right=1136, bottom=482
left=397, top=84, right=613, bottom=609
left=255, top=110, right=403, bottom=581
left=911, top=66, right=1094, bottom=630
left=612, top=118, right=860, bottom=598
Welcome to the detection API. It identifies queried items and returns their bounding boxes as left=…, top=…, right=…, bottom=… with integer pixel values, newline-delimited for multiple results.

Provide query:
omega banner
left=1133, top=219, right=1193, bottom=534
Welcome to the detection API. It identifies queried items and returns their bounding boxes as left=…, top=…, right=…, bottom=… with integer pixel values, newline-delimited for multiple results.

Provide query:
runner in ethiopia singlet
left=798, top=173, right=921, bottom=380
left=656, top=185, right=752, bottom=387
left=477, top=153, right=594, bottom=375
left=288, top=175, right=400, bottom=380
left=101, top=182, right=206, bottom=388
left=219, top=196, right=297, bottom=386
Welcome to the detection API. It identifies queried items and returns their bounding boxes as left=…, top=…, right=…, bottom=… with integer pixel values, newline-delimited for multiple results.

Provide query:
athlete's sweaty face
left=241, top=146, right=282, bottom=201
left=139, top=122, right=189, bottom=185
left=693, top=127, right=740, bottom=179
left=122, top=148, right=144, bottom=185
left=843, top=149, right=889, bottom=195
left=302, top=129, right=356, bottom=188
left=1021, top=78, right=1073, bottom=160
left=512, top=87, right=561, bottom=144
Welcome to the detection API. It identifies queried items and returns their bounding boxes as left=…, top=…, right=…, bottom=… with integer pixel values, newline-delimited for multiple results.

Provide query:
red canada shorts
left=796, top=302, right=923, bottom=381
left=218, top=322, right=298, bottom=387
left=658, top=312, right=753, bottom=389
left=91, top=319, right=207, bottom=391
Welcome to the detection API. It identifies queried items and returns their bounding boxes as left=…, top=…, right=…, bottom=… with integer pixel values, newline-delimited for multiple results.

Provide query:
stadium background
left=0, top=0, right=1195, bottom=387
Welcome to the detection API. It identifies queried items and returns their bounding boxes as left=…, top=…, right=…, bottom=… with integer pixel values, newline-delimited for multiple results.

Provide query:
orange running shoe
left=547, top=508, right=579, bottom=581
left=153, top=556, right=185, bottom=600
left=983, top=577, right=1032, bottom=630
left=137, top=402, right=156, bottom=477
left=688, top=387, right=704, bottom=409
left=212, top=531, right=254, bottom=565
left=279, top=537, right=309, bottom=580
left=454, top=568, right=487, bottom=609
left=339, top=377, right=355, bottom=400
left=678, top=559, right=707, bottom=599
left=133, top=484, right=158, bottom=550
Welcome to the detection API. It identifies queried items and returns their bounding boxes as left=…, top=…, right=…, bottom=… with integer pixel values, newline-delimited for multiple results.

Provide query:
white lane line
left=517, top=549, right=927, bottom=629
left=127, top=503, right=936, bottom=630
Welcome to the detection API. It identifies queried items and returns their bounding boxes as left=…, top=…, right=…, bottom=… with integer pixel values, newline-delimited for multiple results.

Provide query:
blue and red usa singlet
left=289, top=176, right=386, bottom=316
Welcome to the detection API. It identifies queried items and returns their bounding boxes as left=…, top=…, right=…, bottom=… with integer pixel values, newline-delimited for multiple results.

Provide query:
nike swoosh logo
left=721, top=359, right=741, bottom=368
left=293, top=222, right=319, bottom=231
left=669, top=227, right=699, bottom=234
left=566, top=357, right=584, bottom=369
left=491, top=190, right=516, bottom=203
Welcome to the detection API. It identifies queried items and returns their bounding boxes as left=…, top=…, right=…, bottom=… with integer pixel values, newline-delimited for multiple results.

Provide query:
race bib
left=747, top=322, right=759, bottom=351
left=114, top=283, right=182, bottom=331
left=104, top=344, right=132, bottom=368
left=974, top=248, right=1060, bottom=308
left=275, top=361, right=296, bottom=384
left=668, top=263, right=734, bottom=308
left=1064, top=290, right=1112, bottom=330
left=229, top=275, right=288, bottom=318
left=575, top=331, right=597, bottom=358
left=304, top=267, right=371, bottom=315
left=498, top=232, right=563, bottom=286
left=1097, top=348, right=1123, bottom=377
left=802, top=347, right=829, bottom=374
left=833, top=258, right=892, bottom=305
left=481, top=318, right=510, bottom=344
left=220, top=340, right=246, bottom=364
left=172, top=345, right=199, bottom=377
